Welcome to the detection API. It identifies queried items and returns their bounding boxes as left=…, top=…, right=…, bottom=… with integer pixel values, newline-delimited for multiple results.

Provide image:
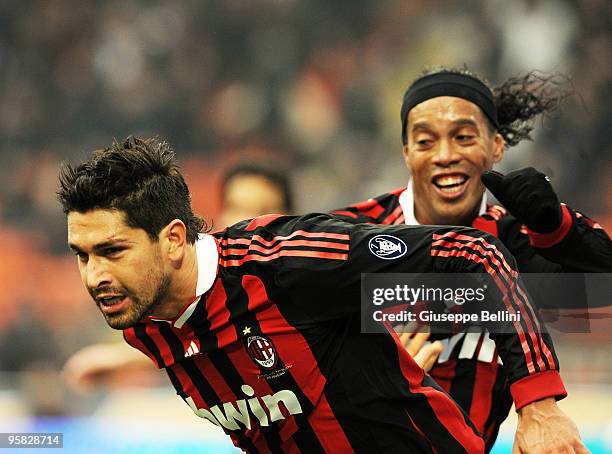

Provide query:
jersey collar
left=146, top=233, right=219, bottom=329
left=195, top=233, right=219, bottom=298
left=399, top=180, right=487, bottom=225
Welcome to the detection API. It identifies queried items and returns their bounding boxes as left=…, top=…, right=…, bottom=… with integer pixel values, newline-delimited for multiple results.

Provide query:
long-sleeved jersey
left=331, top=187, right=611, bottom=449
left=123, top=213, right=565, bottom=453
left=331, top=187, right=612, bottom=275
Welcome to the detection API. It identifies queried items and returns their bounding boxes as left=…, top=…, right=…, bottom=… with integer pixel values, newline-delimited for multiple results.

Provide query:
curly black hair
left=407, top=67, right=571, bottom=147
left=493, top=70, right=571, bottom=146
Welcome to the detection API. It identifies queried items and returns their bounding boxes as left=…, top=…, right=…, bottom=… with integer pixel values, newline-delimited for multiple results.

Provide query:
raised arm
left=482, top=167, right=612, bottom=273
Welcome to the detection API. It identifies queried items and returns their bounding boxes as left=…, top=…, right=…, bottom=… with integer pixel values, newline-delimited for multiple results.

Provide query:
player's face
left=67, top=209, right=170, bottom=330
left=220, top=175, right=287, bottom=227
left=403, top=96, right=505, bottom=226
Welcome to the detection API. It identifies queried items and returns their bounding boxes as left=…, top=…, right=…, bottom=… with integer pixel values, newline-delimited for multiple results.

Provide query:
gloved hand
left=481, top=167, right=562, bottom=233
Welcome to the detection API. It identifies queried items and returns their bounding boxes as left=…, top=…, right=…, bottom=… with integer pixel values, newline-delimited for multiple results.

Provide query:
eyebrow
left=411, top=121, right=432, bottom=132
left=68, top=238, right=130, bottom=253
left=411, top=118, right=481, bottom=132
left=451, top=119, right=481, bottom=130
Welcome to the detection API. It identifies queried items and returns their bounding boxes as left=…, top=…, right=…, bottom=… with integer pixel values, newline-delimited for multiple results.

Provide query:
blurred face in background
left=219, top=174, right=288, bottom=227
left=403, top=96, right=505, bottom=226
left=68, top=209, right=170, bottom=330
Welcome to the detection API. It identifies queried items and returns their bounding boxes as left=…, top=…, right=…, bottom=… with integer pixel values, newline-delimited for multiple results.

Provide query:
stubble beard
left=102, top=273, right=172, bottom=330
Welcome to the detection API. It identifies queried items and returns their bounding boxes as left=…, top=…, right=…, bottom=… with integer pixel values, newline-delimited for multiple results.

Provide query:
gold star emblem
left=242, top=326, right=252, bottom=335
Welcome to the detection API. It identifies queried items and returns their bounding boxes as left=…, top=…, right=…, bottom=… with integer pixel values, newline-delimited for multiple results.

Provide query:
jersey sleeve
left=329, top=188, right=405, bottom=225
left=225, top=213, right=565, bottom=408
left=524, top=204, right=612, bottom=272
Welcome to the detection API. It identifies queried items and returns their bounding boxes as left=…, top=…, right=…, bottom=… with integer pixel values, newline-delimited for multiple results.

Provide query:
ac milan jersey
left=331, top=187, right=611, bottom=275
left=331, top=187, right=611, bottom=450
left=123, top=213, right=565, bottom=453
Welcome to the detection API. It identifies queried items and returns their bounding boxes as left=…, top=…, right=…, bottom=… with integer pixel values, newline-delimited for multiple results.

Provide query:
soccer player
left=58, top=136, right=586, bottom=453
left=332, top=68, right=612, bottom=450
left=63, top=162, right=294, bottom=392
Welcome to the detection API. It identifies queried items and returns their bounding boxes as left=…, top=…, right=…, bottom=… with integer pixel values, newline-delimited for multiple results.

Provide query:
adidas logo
left=185, top=340, right=200, bottom=357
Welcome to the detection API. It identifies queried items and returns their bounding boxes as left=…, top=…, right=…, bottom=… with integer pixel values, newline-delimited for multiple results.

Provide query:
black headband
left=400, top=72, right=499, bottom=145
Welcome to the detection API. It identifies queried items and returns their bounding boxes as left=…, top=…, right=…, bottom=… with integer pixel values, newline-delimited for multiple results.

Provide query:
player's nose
left=86, top=257, right=112, bottom=290
left=432, top=140, right=461, bottom=167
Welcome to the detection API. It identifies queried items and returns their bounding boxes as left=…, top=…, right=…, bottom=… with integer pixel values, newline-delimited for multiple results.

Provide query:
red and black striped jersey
left=331, top=187, right=612, bottom=276
left=331, top=187, right=611, bottom=451
left=123, top=213, right=565, bottom=453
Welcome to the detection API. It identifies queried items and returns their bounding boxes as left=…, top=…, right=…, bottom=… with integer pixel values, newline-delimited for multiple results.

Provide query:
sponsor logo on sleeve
left=368, top=234, right=408, bottom=260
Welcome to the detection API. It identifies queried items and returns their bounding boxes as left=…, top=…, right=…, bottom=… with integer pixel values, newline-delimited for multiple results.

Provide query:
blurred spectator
left=218, top=163, right=294, bottom=227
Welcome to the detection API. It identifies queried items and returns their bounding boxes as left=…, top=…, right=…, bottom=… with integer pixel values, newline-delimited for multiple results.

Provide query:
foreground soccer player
left=333, top=68, right=610, bottom=451
left=58, top=136, right=586, bottom=453
left=63, top=162, right=294, bottom=392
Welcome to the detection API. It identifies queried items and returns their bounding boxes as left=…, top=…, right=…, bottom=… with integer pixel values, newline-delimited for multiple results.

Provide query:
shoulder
left=331, top=187, right=405, bottom=224
left=213, top=213, right=352, bottom=269
left=351, top=188, right=404, bottom=214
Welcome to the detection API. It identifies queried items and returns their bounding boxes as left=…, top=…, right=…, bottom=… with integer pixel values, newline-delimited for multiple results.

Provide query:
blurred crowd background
left=0, top=0, right=611, bottom=452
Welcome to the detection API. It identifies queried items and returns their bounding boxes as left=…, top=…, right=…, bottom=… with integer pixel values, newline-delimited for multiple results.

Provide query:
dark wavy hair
left=58, top=136, right=206, bottom=243
left=405, top=67, right=571, bottom=147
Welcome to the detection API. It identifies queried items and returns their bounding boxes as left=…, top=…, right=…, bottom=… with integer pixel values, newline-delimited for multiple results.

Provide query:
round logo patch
left=246, top=335, right=278, bottom=369
left=368, top=234, right=408, bottom=260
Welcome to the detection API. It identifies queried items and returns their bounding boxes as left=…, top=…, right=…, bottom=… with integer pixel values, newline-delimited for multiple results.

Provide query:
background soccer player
left=332, top=68, right=612, bottom=451
left=58, top=136, right=586, bottom=453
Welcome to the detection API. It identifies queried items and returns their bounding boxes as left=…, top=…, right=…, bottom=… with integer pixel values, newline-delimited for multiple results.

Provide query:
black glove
left=481, top=167, right=562, bottom=233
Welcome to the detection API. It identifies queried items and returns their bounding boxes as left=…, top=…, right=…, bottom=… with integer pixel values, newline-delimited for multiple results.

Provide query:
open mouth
left=432, top=174, right=469, bottom=196
left=96, top=294, right=129, bottom=314
left=98, top=295, right=125, bottom=306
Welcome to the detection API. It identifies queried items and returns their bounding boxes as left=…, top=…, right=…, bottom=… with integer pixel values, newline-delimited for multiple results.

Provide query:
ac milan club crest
left=246, top=335, right=278, bottom=370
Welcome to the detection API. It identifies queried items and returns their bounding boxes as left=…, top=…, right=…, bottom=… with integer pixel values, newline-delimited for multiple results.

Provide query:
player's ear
left=492, top=132, right=505, bottom=164
left=161, top=219, right=188, bottom=262
left=402, top=144, right=411, bottom=167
